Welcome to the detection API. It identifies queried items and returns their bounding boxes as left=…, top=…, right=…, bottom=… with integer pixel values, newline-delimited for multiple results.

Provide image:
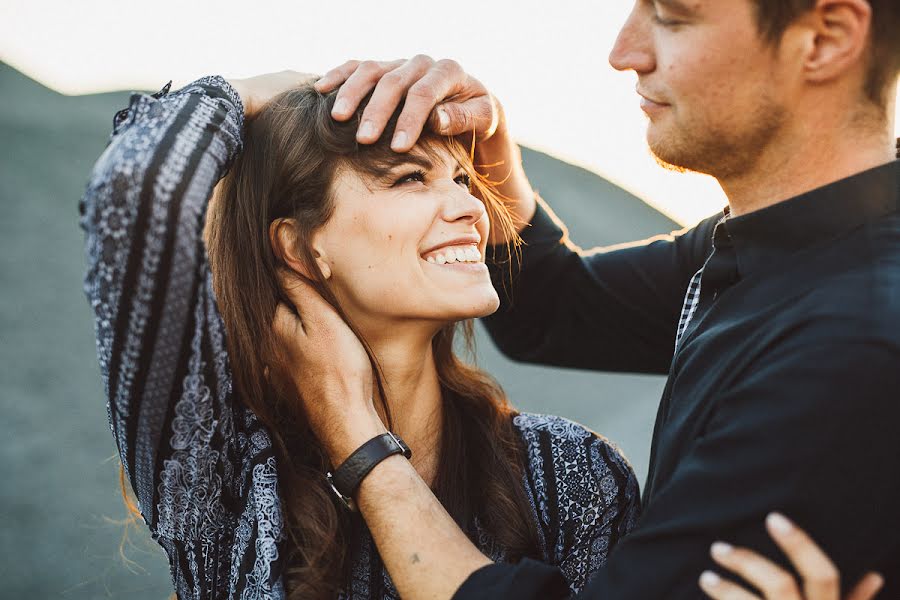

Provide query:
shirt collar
left=719, top=160, right=899, bottom=277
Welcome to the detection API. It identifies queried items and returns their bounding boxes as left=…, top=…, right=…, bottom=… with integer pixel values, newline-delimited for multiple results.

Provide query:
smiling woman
left=80, top=71, right=641, bottom=600
left=207, top=81, right=541, bottom=598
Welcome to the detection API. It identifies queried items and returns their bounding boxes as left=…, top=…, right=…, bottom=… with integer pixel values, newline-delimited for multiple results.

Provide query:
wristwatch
left=327, top=432, right=412, bottom=510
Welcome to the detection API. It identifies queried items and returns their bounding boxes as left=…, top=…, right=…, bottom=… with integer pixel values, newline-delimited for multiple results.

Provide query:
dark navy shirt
left=464, top=160, right=900, bottom=599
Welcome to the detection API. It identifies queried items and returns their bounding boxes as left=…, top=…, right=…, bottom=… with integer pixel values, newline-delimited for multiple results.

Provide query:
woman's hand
left=272, top=268, right=387, bottom=465
left=314, top=56, right=503, bottom=152
left=700, top=512, right=884, bottom=600
left=226, top=70, right=319, bottom=118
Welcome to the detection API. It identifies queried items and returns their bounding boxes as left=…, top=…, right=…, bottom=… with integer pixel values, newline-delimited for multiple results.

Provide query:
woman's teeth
left=425, top=245, right=482, bottom=265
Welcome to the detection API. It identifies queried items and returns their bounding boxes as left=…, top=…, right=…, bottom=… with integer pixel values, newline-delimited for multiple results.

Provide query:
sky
left=2, top=0, right=898, bottom=226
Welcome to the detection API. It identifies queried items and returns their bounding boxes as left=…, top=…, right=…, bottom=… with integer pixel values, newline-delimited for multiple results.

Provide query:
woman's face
left=314, top=142, right=498, bottom=331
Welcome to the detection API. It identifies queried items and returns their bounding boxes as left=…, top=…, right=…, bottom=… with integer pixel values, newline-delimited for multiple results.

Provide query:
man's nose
left=609, top=3, right=656, bottom=74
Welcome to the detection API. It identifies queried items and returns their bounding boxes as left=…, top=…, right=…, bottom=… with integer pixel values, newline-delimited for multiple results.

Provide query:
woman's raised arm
left=79, top=76, right=247, bottom=521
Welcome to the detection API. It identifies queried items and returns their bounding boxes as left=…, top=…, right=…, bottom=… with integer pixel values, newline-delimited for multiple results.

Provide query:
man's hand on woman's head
left=700, top=513, right=884, bottom=600
left=272, top=268, right=387, bottom=465
left=314, top=55, right=503, bottom=152
left=316, top=55, right=537, bottom=240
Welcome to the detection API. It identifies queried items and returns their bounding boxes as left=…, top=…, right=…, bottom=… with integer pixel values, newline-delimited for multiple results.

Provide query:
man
left=269, top=0, right=899, bottom=597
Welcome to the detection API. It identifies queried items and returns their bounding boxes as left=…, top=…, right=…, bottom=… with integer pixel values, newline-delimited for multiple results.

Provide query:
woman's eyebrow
left=389, top=154, right=434, bottom=171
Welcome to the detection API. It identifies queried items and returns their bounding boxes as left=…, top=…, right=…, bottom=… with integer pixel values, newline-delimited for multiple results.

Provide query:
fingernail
left=391, top=131, right=408, bottom=150
left=437, top=108, right=449, bottom=131
left=710, top=542, right=733, bottom=558
left=333, top=98, right=350, bottom=116
left=699, top=571, right=721, bottom=587
left=359, top=120, right=375, bottom=140
left=767, top=512, right=793, bottom=535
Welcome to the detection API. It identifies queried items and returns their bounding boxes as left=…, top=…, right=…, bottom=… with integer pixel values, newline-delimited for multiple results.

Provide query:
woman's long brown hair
left=122, top=83, right=540, bottom=598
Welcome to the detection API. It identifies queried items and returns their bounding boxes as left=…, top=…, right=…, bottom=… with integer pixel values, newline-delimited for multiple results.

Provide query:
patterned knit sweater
left=79, top=75, right=641, bottom=599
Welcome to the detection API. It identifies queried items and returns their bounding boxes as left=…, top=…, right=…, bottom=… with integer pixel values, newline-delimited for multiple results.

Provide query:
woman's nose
left=441, top=187, right=487, bottom=226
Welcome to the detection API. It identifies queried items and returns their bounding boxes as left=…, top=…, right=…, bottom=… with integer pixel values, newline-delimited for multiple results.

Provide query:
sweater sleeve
left=483, top=196, right=720, bottom=375
left=79, top=77, right=285, bottom=598
left=80, top=75, right=244, bottom=528
left=514, top=414, right=641, bottom=595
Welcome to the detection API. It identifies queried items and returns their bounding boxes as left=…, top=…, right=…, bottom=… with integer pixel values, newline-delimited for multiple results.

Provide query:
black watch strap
left=327, top=432, right=412, bottom=510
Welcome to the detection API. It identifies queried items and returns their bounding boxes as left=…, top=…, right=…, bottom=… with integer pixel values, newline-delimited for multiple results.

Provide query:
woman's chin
left=445, top=290, right=501, bottom=320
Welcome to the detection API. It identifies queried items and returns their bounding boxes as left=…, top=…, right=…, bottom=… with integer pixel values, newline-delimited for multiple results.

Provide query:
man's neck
left=720, top=116, right=896, bottom=218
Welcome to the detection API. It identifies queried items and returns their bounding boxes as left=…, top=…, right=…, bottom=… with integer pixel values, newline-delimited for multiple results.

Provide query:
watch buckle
left=326, top=471, right=357, bottom=511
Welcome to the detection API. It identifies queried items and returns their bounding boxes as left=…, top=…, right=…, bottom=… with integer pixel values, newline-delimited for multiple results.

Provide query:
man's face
left=610, top=0, right=793, bottom=179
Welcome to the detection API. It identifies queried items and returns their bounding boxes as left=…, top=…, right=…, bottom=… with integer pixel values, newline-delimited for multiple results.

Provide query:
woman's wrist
left=224, top=78, right=253, bottom=116
left=316, top=396, right=389, bottom=467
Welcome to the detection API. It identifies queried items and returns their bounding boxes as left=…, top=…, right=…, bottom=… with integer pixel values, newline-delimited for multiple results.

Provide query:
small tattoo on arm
left=411, top=553, right=421, bottom=564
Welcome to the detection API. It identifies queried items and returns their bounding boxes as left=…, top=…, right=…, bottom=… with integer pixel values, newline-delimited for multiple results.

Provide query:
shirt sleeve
left=483, top=196, right=720, bottom=375
left=79, top=75, right=245, bottom=531
left=454, top=330, right=900, bottom=599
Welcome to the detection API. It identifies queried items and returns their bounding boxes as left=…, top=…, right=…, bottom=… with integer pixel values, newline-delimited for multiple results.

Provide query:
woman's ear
left=309, top=230, right=333, bottom=280
left=270, top=218, right=311, bottom=278
left=269, top=218, right=332, bottom=280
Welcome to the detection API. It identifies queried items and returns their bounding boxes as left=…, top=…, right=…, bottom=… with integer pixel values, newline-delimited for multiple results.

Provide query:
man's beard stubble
left=647, top=94, right=788, bottom=181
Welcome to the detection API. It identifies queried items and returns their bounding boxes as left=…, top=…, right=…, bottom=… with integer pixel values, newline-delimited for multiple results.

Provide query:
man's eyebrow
left=653, top=0, right=696, bottom=14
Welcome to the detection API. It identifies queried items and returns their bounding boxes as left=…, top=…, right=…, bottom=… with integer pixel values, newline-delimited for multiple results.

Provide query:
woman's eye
left=455, top=173, right=472, bottom=188
left=394, top=170, right=427, bottom=186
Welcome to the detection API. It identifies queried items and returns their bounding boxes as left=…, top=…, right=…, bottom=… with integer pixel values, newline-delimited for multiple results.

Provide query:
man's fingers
left=698, top=570, right=759, bottom=600
left=391, top=59, right=470, bottom=152
left=357, top=55, right=436, bottom=143
left=765, top=513, right=840, bottom=600
left=709, top=543, right=803, bottom=600
left=329, top=59, right=406, bottom=122
left=847, top=573, right=885, bottom=600
left=314, top=60, right=361, bottom=94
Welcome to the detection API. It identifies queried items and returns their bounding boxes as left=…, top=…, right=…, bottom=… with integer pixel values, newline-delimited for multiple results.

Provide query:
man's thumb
left=430, top=97, right=496, bottom=139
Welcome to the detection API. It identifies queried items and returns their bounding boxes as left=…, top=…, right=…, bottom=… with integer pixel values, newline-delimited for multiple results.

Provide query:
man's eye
left=652, top=13, right=683, bottom=27
left=394, top=170, right=427, bottom=186
left=455, top=173, right=472, bottom=188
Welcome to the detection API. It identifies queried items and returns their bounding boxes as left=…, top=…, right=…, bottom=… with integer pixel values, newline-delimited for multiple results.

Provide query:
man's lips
left=636, top=87, right=669, bottom=105
left=637, top=90, right=671, bottom=115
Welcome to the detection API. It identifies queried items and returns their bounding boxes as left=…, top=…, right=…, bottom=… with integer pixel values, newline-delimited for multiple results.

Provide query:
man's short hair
left=753, top=0, right=900, bottom=107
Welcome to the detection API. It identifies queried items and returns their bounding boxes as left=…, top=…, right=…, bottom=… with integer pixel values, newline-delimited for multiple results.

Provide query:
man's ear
left=269, top=218, right=332, bottom=280
left=801, top=0, right=872, bottom=85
